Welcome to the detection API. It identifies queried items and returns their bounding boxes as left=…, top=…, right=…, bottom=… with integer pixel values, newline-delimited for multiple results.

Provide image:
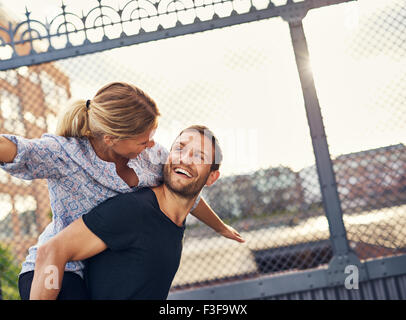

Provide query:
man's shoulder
left=98, top=188, right=153, bottom=210
left=84, top=189, right=154, bottom=228
left=114, top=187, right=152, bottom=200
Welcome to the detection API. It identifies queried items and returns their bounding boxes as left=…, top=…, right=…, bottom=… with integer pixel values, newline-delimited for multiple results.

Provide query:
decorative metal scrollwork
left=0, top=0, right=353, bottom=69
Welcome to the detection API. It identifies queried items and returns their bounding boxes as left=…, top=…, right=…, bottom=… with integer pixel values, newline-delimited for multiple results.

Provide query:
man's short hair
left=178, top=125, right=223, bottom=171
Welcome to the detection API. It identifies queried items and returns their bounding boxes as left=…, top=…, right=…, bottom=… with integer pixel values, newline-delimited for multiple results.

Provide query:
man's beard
left=163, top=164, right=210, bottom=199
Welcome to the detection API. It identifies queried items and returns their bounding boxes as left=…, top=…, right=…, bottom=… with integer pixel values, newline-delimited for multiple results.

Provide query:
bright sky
left=5, top=0, right=406, bottom=176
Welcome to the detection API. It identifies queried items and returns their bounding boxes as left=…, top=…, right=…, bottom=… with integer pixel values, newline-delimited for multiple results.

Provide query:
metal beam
left=287, top=18, right=352, bottom=257
left=0, top=0, right=356, bottom=71
left=168, top=254, right=406, bottom=300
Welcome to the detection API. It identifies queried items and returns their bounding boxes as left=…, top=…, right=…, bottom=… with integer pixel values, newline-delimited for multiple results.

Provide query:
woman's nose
left=147, top=140, right=155, bottom=148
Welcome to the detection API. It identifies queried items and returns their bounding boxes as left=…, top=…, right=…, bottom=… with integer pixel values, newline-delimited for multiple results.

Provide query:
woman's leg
left=18, top=271, right=34, bottom=300
left=57, top=272, right=89, bottom=300
left=18, top=270, right=89, bottom=300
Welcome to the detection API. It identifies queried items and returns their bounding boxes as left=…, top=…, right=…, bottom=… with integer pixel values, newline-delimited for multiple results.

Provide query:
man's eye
left=193, top=152, right=204, bottom=160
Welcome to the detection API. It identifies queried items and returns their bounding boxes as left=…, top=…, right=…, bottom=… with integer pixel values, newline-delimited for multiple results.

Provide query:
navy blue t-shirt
left=82, top=187, right=185, bottom=300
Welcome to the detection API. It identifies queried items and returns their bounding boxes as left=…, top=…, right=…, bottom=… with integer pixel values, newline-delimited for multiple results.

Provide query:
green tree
left=0, top=244, right=20, bottom=300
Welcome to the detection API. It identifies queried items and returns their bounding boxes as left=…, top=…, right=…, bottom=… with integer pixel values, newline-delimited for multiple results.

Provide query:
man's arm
left=191, top=198, right=245, bottom=243
left=30, top=217, right=107, bottom=300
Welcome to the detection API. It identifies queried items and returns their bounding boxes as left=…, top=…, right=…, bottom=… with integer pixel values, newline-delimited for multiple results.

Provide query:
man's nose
left=179, top=148, right=193, bottom=164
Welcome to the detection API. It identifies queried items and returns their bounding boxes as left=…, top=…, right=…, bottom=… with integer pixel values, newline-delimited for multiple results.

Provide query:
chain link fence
left=0, top=0, right=405, bottom=299
left=304, top=0, right=406, bottom=261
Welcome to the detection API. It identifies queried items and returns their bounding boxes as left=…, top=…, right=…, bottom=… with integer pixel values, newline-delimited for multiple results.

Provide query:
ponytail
left=55, top=100, right=91, bottom=138
left=55, top=82, right=160, bottom=139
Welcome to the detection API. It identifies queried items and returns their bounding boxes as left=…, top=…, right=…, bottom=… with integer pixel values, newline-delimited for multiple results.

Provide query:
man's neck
left=151, top=185, right=197, bottom=227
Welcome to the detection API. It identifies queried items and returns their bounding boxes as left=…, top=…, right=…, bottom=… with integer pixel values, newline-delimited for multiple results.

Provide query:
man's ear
left=205, top=170, right=220, bottom=187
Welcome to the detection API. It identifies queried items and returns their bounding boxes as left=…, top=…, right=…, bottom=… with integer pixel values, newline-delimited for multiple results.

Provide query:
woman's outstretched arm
left=0, top=136, right=17, bottom=163
left=0, top=135, right=70, bottom=180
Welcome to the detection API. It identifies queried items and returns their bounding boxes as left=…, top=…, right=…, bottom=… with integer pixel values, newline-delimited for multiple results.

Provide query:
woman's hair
left=56, top=82, right=160, bottom=139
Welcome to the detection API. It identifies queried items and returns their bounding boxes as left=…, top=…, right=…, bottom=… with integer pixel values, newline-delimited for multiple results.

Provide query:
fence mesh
left=304, top=0, right=406, bottom=260
left=0, top=0, right=405, bottom=299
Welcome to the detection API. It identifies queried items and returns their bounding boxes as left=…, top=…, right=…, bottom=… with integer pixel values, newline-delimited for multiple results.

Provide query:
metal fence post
left=286, top=18, right=350, bottom=256
left=285, top=17, right=369, bottom=286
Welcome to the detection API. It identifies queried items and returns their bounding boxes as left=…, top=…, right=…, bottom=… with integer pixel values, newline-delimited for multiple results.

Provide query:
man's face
left=163, top=130, right=219, bottom=199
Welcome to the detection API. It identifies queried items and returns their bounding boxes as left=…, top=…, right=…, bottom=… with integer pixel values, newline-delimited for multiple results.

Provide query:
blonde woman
left=0, top=82, right=243, bottom=300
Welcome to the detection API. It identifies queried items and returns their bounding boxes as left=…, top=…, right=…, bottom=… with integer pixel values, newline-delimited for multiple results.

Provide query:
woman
left=0, top=82, right=243, bottom=300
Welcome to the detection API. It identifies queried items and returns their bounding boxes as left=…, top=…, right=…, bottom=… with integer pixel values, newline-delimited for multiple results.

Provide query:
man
left=30, top=125, right=240, bottom=299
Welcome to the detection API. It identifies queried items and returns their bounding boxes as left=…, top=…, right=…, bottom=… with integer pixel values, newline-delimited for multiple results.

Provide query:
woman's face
left=106, top=127, right=156, bottom=160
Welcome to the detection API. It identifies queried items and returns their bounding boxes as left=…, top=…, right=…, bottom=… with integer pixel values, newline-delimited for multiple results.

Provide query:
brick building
left=300, top=143, right=406, bottom=213
left=334, top=143, right=406, bottom=213
left=0, top=3, right=71, bottom=261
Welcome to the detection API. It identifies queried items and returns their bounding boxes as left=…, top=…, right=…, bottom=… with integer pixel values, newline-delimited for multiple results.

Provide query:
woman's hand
left=0, top=136, right=17, bottom=163
left=217, top=224, right=245, bottom=243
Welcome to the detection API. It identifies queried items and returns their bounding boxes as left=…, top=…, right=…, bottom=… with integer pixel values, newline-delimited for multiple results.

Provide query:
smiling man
left=29, top=125, right=241, bottom=300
